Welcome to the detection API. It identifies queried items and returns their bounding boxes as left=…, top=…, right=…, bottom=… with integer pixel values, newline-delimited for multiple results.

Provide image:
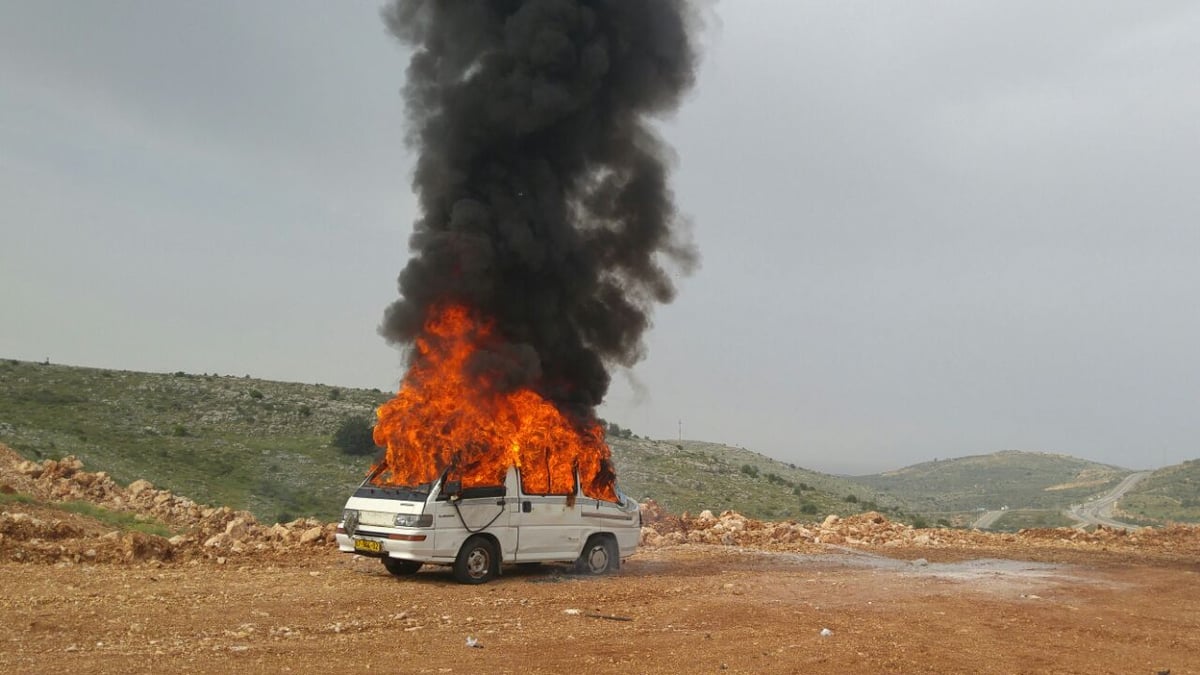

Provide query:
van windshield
left=354, top=464, right=434, bottom=501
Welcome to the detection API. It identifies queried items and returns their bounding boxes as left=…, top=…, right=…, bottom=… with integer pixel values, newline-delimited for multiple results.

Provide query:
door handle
left=522, top=501, right=532, bottom=513
left=496, top=499, right=506, bottom=506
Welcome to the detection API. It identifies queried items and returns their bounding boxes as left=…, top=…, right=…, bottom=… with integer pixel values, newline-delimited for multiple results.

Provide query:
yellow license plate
left=353, top=538, right=383, bottom=554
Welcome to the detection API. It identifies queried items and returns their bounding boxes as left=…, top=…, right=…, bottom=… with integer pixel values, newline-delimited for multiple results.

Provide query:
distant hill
left=609, top=437, right=904, bottom=521
left=1119, top=459, right=1200, bottom=524
left=855, top=450, right=1131, bottom=515
left=0, top=359, right=905, bottom=523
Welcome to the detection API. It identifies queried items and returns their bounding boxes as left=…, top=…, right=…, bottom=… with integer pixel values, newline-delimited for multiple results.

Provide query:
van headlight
left=394, top=513, right=433, bottom=528
left=342, top=509, right=360, bottom=536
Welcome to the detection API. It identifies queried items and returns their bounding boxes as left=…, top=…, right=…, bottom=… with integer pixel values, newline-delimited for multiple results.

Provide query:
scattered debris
left=465, top=636, right=482, bottom=649
left=585, top=613, right=633, bottom=622
left=820, top=628, right=833, bottom=637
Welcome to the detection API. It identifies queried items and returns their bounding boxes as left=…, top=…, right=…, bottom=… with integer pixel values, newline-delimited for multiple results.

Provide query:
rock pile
left=0, top=445, right=337, bottom=565
left=638, top=503, right=1200, bottom=559
left=639, top=507, right=997, bottom=552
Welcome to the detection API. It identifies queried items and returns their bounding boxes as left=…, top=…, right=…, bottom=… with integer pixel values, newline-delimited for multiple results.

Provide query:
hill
left=0, top=359, right=901, bottom=523
left=1118, top=459, right=1200, bottom=524
left=0, top=359, right=388, bottom=522
left=854, top=450, right=1131, bottom=517
left=609, top=437, right=905, bottom=521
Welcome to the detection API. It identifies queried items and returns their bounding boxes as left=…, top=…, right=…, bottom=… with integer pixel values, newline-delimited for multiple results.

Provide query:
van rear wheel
left=453, top=536, right=498, bottom=585
left=575, top=535, right=618, bottom=575
left=382, top=557, right=422, bottom=577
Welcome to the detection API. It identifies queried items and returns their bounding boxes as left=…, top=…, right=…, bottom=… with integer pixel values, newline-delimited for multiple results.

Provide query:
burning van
left=338, top=304, right=641, bottom=583
left=336, top=462, right=640, bottom=584
left=356, top=0, right=699, bottom=583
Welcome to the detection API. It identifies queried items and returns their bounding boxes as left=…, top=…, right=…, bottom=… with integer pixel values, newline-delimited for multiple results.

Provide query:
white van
left=335, top=465, right=640, bottom=584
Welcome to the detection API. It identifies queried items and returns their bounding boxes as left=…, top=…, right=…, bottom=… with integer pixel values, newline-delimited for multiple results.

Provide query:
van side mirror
left=442, top=480, right=462, bottom=498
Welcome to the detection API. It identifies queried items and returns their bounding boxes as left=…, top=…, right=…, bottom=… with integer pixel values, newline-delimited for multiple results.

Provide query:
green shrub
left=248, top=389, right=264, bottom=400
left=332, top=415, right=379, bottom=456
left=740, top=464, right=759, bottom=478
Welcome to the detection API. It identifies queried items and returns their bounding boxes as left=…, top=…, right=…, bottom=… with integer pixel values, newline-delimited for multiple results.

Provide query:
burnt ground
left=2, top=447, right=1199, bottom=674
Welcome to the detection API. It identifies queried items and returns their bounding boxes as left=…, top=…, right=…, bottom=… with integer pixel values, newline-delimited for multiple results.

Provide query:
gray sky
left=2, top=1, right=1198, bottom=474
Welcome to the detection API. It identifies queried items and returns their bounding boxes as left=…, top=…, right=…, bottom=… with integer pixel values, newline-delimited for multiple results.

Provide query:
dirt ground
left=1, top=543, right=1197, bottom=675
left=2, top=449, right=1198, bottom=674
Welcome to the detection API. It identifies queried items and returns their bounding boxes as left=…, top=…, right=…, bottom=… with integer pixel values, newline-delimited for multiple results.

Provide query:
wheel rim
left=466, top=547, right=490, bottom=578
left=587, top=545, right=609, bottom=573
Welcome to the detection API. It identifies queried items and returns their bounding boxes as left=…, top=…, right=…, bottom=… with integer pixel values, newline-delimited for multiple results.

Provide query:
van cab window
left=518, top=468, right=577, bottom=496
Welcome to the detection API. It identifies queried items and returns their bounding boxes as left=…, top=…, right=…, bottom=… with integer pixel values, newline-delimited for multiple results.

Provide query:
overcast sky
left=2, top=1, right=1198, bottom=474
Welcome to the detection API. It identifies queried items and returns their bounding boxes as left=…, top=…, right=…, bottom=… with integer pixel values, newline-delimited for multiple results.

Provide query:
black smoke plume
left=380, top=0, right=701, bottom=418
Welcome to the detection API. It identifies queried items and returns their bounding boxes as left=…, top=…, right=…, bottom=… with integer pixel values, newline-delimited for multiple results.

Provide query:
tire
left=453, top=536, right=498, bottom=585
left=382, top=557, right=422, bottom=577
left=575, top=535, right=618, bottom=575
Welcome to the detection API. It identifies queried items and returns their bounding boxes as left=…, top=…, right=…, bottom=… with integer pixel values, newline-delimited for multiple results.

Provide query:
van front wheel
left=453, top=536, right=498, bottom=584
left=575, top=536, right=618, bottom=575
left=382, top=557, right=422, bottom=577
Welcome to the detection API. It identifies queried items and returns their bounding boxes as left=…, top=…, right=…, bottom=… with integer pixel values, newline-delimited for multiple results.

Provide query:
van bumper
left=335, top=528, right=438, bottom=562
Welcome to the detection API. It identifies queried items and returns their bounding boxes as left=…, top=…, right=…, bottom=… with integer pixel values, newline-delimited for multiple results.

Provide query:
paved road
left=970, top=509, right=1006, bottom=530
left=1064, top=471, right=1153, bottom=531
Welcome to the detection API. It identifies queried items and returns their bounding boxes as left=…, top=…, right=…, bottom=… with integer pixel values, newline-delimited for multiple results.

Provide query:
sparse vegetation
left=608, top=437, right=905, bottom=520
left=990, top=509, right=1076, bottom=531
left=55, top=500, right=174, bottom=537
left=0, top=360, right=381, bottom=521
left=1120, top=460, right=1200, bottom=524
left=0, top=491, right=36, bottom=505
left=1, top=360, right=1151, bottom=527
left=604, top=421, right=634, bottom=439
left=855, top=451, right=1131, bottom=515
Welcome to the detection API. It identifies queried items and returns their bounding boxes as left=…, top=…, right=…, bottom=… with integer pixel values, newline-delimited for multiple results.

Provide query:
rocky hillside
left=610, top=437, right=904, bottom=521
left=0, top=359, right=389, bottom=521
left=855, top=450, right=1131, bottom=514
left=1120, top=459, right=1200, bottom=524
left=0, top=359, right=904, bottom=523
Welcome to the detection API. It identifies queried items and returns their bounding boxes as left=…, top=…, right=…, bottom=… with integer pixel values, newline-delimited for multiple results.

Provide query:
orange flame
left=372, top=304, right=618, bottom=502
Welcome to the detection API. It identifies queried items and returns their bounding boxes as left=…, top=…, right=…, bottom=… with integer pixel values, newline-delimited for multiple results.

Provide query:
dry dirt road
left=2, top=544, right=1197, bottom=675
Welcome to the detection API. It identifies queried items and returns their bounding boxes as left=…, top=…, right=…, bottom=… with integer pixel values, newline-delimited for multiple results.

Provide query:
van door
left=512, top=471, right=583, bottom=562
left=431, top=474, right=517, bottom=562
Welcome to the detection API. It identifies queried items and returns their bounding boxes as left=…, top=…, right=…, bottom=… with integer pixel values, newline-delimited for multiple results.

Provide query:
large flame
left=372, top=304, right=618, bottom=502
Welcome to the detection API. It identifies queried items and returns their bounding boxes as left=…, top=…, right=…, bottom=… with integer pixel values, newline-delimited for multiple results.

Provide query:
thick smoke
left=380, top=0, right=701, bottom=418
